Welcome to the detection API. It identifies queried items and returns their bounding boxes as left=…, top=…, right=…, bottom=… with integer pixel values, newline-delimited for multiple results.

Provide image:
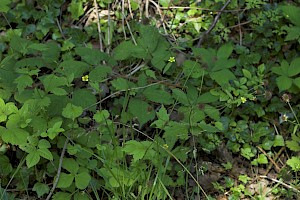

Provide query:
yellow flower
left=168, top=57, right=175, bottom=63
left=240, top=97, right=247, bottom=103
left=163, top=144, right=169, bottom=149
left=82, top=75, right=89, bottom=82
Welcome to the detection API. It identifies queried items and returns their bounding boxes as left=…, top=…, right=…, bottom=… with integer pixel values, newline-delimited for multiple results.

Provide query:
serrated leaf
left=62, top=103, right=83, bottom=121
left=62, top=158, right=79, bottom=174
left=57, top=173, right=74, bottom=188
left=256, top=154, right=268, bottom=164
left=89, top=66, right=112, bottom=82
left=59, top=60, right=89, bottom=78
left=288, top=57, right=300, bottom=77
left=197, top=92, right=218, bottom=103
left=28, top=43, right=49, bottom=51
left=38, top=139, right=51, bottom=148
left=14, top=75, right=33, bottom=93
left=210, top=69, right=236, bottom=86
left=143, top=86, right=173, bottom=105
left=123, top=140, right=153, bottom=162
left=286, top=140, right=300, bottom=151
left=26, top=151, right=40, bottom=168
left=38, top=148, right=53, bottom=161
left=75, top=47, right=112, bottom=65
left=273, top=135, right=285, bottom=147
left=217, top=43, right=233, bottom=59
left=2, top=127, right=29, bottom=145
left=294, top=77, right=300, bottom=89
left=39, top=74, right=68, bottom=95
left=68, top=1, right=84, bottom=20
left=242, top=69, right=252, bottom=79
left=75, top=172, right=91, bottom=189
left=282, top=26, right=300, bottom=42
left=151, top=105, right=169, bottom=129
left=71, top=89, right=97, bottom=111
left=139, top=25, right=160, bottom=53
left=113, top=41, right=135, bottom=60
left=172, top=88, right=189, bottom=105
left=281, top=5, right=300, bottom=27
left=33, top=182, right=50, bottom=198
left=93, top=110, right=110, bottom=123
left=52, top=192, right=72, bottom=200
left=128, top=98, right=155, bottom=126
left=276, top=76, right=293, bottom=92
left=286, top=156, right=300, bottom=172
left=0, top=0, right=10, bottom=13
left=204, top=105, right=220, bottom=121
left=182, top=60, right=204, bottom=78
left=111, top=78, right=135, bottom=90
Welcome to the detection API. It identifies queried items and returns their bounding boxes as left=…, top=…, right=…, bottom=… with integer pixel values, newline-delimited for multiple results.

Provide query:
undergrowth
left=0, top=0, right=300, bottom=199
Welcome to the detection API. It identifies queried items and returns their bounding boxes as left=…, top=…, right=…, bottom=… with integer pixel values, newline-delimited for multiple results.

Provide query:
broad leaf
left=123, top=140, right=154, bottom=162
left=26, top=151, right=40, bottom=168
left=75, top=172, right=91, bottom=189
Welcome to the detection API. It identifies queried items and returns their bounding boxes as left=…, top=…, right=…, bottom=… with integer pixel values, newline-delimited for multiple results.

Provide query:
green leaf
left=242, top=69, right=252, bottom=79
left=139, top=25, right=160, bottom=53
left=62, top=103, right=83, bottom=121
left=276, top=76, right=293, bottom=92
left=182, top=60, right=204, bottom=78
left=204, top=105, right=220, bottom=121
left=123, top=140, right=153, bottom=162
left=33, top=182, right=50, bottom=198
left=288, top=57, right=300, bottom=77
left=28, top=43, right=49, bottom=51
left=172, top=88, right=189, bottom=105
left=113, top=41, right=135, bottom=60
left=75, top=172, right=91, bottom=189
left=89, top=66, right=112, bottom=82
left=2, top=127, right=29, bottom=145
left=93, top=110, right=110, bottom=123
left=0, top=0, right=10, bottom=13
left=0, top=155, right=13, bottom=176
left=286, top=140, right=300, bottom=151
left=293, top=77, right=300, bottom=89
left=197, top=92, right=218, bottom=103
left=210, top=69, right=236, bottom=86
left=273, top=135, right=285, bottom=147
left=26, top=151, right=40, bottom=168
left=282, top=26, right=300, bottom=42
left=217, top=43, right=233, bottom=60
left=59, top=60, right=89, bottom=78
left=62, top=158, right=79, bottom=174
left=75, top=47, right=112, bottom=65
left=46, top=121, right=65, bottom=140
left=238, top=175, right=251, bottom=184
left=151, top=105, right=169, bottom=129
left=71, top=89, right=97, bottom=111
left=14, top=75, right=33, bottom=93
left=38, top=148, right=53, bottom=161
left=111, top=78, right=135, bottom=90
left=39, top=74, right=68, bottom=95
left=68, top=1, right=84, bottom=20
left=256, top=154, right=268, bottom=164
left=128, top=98, right=155, bottom=126
left=286, top=156, right=300, bottom=172
left=57, top=173, right=74, bottom=188
left=52, top=192, right=72, bottom=200
left=143, top=86, right=173, bottom=105
left=281, top=5, right=300, bottom=27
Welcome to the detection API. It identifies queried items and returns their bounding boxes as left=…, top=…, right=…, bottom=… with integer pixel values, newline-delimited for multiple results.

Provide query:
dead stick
left=196, top=0, right=232, bottom=48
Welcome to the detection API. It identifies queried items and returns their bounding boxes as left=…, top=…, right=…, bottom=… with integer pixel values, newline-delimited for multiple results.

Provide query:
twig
left=257, top=146, right=281, bottom=173
left=196, top=0, right=232, bottom=48
left=93, top=0, right=103, bottom=51
left=56, top=18, right=66, bottom=40
left=46, top=137, right=69, bottom=200
left=264, top=146, right=285, bottom=176
left=260, top=175, right=300, bottom=194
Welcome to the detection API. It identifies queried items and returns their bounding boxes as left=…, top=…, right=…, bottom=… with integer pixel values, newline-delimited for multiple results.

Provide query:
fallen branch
left=196, top=0, right=232, bottom=48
